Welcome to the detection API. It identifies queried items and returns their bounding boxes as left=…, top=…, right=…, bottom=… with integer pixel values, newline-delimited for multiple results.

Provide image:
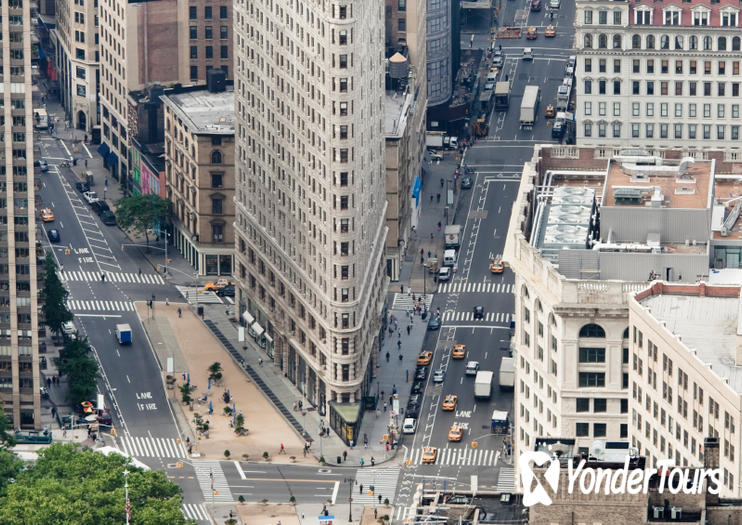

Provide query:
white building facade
left=576, top=0, right=742, bottom=153
left=232, top=0, right=388, bottom=422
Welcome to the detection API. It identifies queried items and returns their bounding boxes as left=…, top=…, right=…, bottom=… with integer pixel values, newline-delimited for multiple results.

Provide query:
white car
left=550, top=0, right=560, bottom=7
left=402, top=418, right=417, bottom=434
left=522, top=48, right=534, bottom=61
left=83, top=191, right=99, bottom=204
left=465, top=360, right=480, bottom=376
left=433, top=370, right=446, bottom=383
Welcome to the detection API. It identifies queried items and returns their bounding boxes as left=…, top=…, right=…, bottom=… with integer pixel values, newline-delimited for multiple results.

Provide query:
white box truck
left=444, top=225, right=461, bottom=248
left=499, top=357, right=514, bottom=389
left=520, top=85, right=540, bottom=128
left=474, top=371, right=493, bottom=399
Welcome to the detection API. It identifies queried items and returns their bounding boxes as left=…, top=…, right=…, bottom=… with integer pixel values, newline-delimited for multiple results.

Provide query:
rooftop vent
left=650, top=188, right=664, bottom=208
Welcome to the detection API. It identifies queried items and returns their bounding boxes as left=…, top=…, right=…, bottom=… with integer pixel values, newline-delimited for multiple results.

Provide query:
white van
left=402, top=418, right=417, bottom=434
left=443, top=249, right=457, bottom=266
left=438, top=267, right=451, bottom=282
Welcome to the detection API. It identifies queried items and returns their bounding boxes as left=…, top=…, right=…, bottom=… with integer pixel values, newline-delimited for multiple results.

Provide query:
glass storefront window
left=205, top=254, right=219, bottom=275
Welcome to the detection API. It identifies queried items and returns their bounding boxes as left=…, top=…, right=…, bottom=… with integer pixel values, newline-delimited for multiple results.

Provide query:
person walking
left=343, top=450, right=348, bottom=462
left=371, top=457, right=375, bottom=466
left=383, top=402, right=387, bottom=412
left=280, top=443, right=286, bottom=454
left=406, top=325, right=411, bottom=335
left=359, top=484, right=364, bottom=494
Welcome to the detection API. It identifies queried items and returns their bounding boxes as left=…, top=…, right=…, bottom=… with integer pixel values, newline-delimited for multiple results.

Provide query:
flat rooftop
left=160, top=88, right=235, bottom=135
left=603, top=157, right=713, bottom=210
left=385, top=91, right=412, bottom=139
left=639, top=286, right=742, bottom=394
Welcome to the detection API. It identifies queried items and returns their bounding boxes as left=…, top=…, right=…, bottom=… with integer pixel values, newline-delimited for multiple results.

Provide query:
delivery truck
left=115, top=323, right=132, bottom=345
left=474, top=370, right=494, bottom=399
left=425, top=131, right=445, bottom=149
left=491, top=410, right=510, bottom=434
left=444, top=225, right=461, bottom=248
left=494, top=81, right=511, bottom=111
left=499, top=357, right=514, bottom=389
left=520, top=85, right=540, bottom=128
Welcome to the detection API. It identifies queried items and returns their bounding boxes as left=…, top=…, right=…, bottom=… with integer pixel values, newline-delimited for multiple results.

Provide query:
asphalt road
left=36, top=135, right=207, bottom=520
left=393, top=0, right=575, bottom=518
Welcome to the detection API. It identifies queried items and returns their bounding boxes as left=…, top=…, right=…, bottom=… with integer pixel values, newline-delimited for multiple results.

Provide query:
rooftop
left=384, top=90, right=413, bottom=139
left=160, top=87, right=235, bottom=135
left=628, top=0, right=742, bottom=28
left=602, top=156, right=713, bottom=210
left=637, top=283, right=742, bottom=394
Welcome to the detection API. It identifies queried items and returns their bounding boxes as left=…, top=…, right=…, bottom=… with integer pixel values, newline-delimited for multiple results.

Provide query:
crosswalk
left=437, top=282, right=514, bottom=294
left=391, top=293, right=433, bottom=311
left=193, top=461, right=233, bottom=502
left=497, top=466, right=517, bottom=492
left=353, top=467, right=401, bottom=504
left=61, top=270, right=165, bottom=285
left=117, top=435, right=188, bottom=458
left=406, top=447, right=500, bottom=466
left=182, top=503, right=209, bottom=523
left=441, top=311, right=513, bottom=323
left=66, top=299, right=134, bottom=312
left=176, top=286, right=224, bottom=305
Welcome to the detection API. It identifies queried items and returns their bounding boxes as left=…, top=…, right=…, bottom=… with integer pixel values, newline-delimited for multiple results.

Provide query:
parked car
left=47, top=229, right=61, bottom=243
left=415, top=367, right=428, bottom=381
left=91, top=201, right=111, bottom=216
left=100, top=210, right=117, bottom=226
left=83, top=191, right=99, bottom=204
left=75, top=182, right=90, bottom=193
left=492, top=51, right=504, bottom=68
left=531, top=0, right=542, bottom=11
left=427, top=315, right=441, bottom=331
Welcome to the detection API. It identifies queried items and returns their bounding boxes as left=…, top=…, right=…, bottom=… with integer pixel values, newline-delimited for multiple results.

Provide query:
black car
left=461, top=176, right=473, bottom=189
left=100, top=210, right=116, bottom=225
left=47, top=229, right=60, bottom=243
left=36, top=159, right=49, bottom=172
left=473, top=305, right=484, bottom=320
left=531, top=0, right=542, bottom=11
left=414, top=367, right=427, bottom=381
left=91, top=201, right=111, bottom=216
left=410, top=381, right=424, bottom=396
left=75, top=181, right=90, bottom=193
left=428, top=315, right=441, bottom=331
left=216, top=284, right=235, bottom=297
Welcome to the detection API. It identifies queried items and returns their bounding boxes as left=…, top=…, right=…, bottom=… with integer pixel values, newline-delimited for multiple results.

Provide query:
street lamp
left=343, top=476, right=354, bottom=522
left=318, top=419, right=325, bottom=461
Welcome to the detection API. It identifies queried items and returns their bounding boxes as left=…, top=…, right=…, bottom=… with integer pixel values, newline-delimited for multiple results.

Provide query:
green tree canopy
left=57, top=337, right=98, bottom=406
left=40, top=253, right=73, bottom=336
left=115, top=194, right=171, bottom=246
left=0, top=409, right=16, bottom=450
left=0, top=443, right=193, bottom=525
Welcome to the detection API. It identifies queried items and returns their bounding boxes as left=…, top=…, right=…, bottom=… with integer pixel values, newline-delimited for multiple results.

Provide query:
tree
left=0, top=443, right=194, bottom=525
left=40, top=253, right=73, bottom=336
left=0, top=409, right=16, bottom=450
left=115, top=194, right=172, bottom=248
left=57, top=337, right=98, bottom=406
left=0, top=450, right=23, bottom=493
left=208, top=362, right=222, bottom=383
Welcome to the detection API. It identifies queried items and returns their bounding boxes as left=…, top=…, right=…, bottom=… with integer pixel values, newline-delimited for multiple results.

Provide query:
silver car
left=433, top=370, right=446, bottom=383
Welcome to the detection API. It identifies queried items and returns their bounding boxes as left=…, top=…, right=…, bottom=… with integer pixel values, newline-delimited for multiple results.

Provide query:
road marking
left=331, top=481, right=340, bottom=504
left=72, top=313, right=123, bottom=318
left=233, top=460, right=246, bottom=480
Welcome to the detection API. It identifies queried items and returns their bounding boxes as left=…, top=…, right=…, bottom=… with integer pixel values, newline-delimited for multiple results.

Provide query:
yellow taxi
left=526, top=26, right=538, bottom=39
left=41, top=208, right=55, bottom=222
left=448, top=424, right=463, bottom=442
left=421, top=446, right=438, bottom=464
left=490, top=259, right=504, bottom=273
left=417, top=351, right=433, bottom=366
left=544, top=105, right=556, bottom=118
left=452, top=344, right=466, bottom=359
left=442, top=394, right=458, bottom=411
left=204, top=278, right=230, bottom=291
left=545, top=25, right=556, bottom=37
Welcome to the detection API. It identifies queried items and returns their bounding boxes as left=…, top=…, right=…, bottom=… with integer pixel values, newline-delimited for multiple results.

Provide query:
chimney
left=704, top=437, right=720, bottom=505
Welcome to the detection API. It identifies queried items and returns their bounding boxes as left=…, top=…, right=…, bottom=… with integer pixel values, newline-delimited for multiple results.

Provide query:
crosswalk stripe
left=438, top=281, right=514, bottom=294
left=182, top=503, right=209, bottom=522
left=406, top=447, right=500, bottom=466
left=117, top=436, right=186, bottom=458
left=390, top=293, right=434, bottom=311
left=194, top=461, right=233, bottom=502
left=353, top=467, right=401, bottom=504
left=497, top=466, right=517, bottom=492
left=66, top=299, right=134, bottom=312
left=61, top=271, right=165, bottom=285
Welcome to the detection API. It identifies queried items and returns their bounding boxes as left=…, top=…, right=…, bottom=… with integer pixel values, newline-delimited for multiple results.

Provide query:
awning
left=411, top=176, right=421, bottom=199
left=97, top=143, right=110, bottom=157
left=242, top=311, right=254, bottom=324
left=106, top=151, right=117, bottom=167
left=251, top=322, right=265, bottom=337
left=264, top=334, right=274, bottom=344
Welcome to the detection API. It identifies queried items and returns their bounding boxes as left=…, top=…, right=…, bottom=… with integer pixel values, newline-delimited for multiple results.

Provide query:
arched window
left=211, top=150, right=222, bottom=164
left=584, top=34, right=593, bottom=48
left=632, top=34, right=641, bottom=49
left=598, top=34, right=608, bottom=48
left=623, top=327, right=630, bottom=339
left=675, top=35, right=683, bottom=50
left=646, top=34, right=655, bottom=49
left=579, top=323, right=606, bottom=338
left=660, top=34, right=669, bottom=49
left=703, top=36, right=712, bottom=50
left=613, top=34, right=622, bottom=48
left=522, top=285, right=530, bottom=299
left=733, top=37, right=741, bottom=51
left=719, top=36, right=727, bottom=50
left=689, top=35, right=698, bottom=50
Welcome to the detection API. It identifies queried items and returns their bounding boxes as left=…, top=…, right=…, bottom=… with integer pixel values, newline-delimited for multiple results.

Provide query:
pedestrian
left=343, top=450, right=348, bottom=462
left=437, top=222, right=442, bottom=231
left=383, top=402, right=387, bottom=412
left=427, top=250, right=431, bottom=259
left=386, top=442, right=390, bottom=452
left=360, top=484, right=364, bottom=494
left=371, top=457, right=375, bottom=466
left=258, top=357, right=263, bottom=366
left=138, top=267, right=142, bottom=276
left=397, top=340, right=402, bottom=350
left=400, top=284, right=403, bottom=294
left=182, top=372, right=187, bottom=381
left=437, top=193, right=441, bottom=203
left=406, top=325, right=411, bottom=335
left=374, top=509, right=378, bottom=519
left=178, top=307, right=182, bottom=318
left=46, top=377, right=51, bottom=388
left=378, top=494, right=382, bottom=504
left=303, top=446, right=307, bottom=457
left=407, top=286, right=411, bottom=296
left=389, top=394, right=393, bottom=405
left=360, top=458, right=365, bottom=467
left=386, top=351, right=390, bottom=362
left=430, top=194, right=434, bottom=203
left=101, top=272, right=106, bottom=282
left=392, top=385, right=397, bottom=395
left=399, top=354, right=403, bottom=361
left=280, top=443, right=285, bottom=454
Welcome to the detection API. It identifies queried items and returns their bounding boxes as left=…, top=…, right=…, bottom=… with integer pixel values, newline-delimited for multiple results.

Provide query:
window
left=221, top=46, right=228, bottom=59
left=660, top=124, right=668, bottom=138
left=211, top=223, right=223, bottom=242
left=661, top=103, right=668, bottom=117
left=339, top=55, right=348, bottom=68
left=704, top=104, right=711, bottom=118
left=579, top=323, right=605, bottom=338
left=584, top=101, right=592, bottom=116
left=599, top=34, right=607, bottom=48
left=211, top=150, right=222, bottom=164
left=577, top=398, right=590, bottom=412
left=76, top=66, right=86, bottom=79
left=693, top=10, right=709, bottom=26
left=613, top=10, right=621, bottom=24
left=594, top=398, right=607, bottom=412
left=599, top=102, right=606, bottom=116
left=675, top=82, right=683, bottom=96
left=398, top=18, right=406, bottom=31
left=718, top=125, right=725, bottom=140
left=632, top=35, right=640, bottom=49
left=599, top=80, right=606, bottom=94
left=584, top=121, right=592, bottom=137
left=675, top=124, right=683, bottom=139
left=647, top=81, right=654, bottom=95
left=718, top=104, right=726, bottom=118
left=599, top=10, right=607, bottom=24
left=190, top=46, right=197, bottom=59
left=690, top=82, right=697, bottom=96
left=613, top=102, right=621, bottom=116
left=613, top=122, right=621, bottom=138
left=599, top=59, right=606, bottom=73
left=211, top=173, right=223, bottom=188
left=211, top=198, right=223, bottom=214
left=339, top=78, right=348, bottom=92
left=690, top=103, right=697, bottom=117
left=584, top=80, right=592, bottom=94
left=220, top=26, right=228, bottom=39
left=689, top=124, right=697, bottom=139
left=190, top=26, right=197, bottom=39
left=733, top=126, right=739, bottom=140
left=647, top=60, right=654, bottom=74
left=594, top=423, right=607, bottom=437
left=703, top=124, right=711, bottom=140
left=220, top=6, right=227, bottom=18
left=76, top=85, right=86, bottom=97
left=614, top=81, right=621, bottom=95
left=585, top=10, right=593, bottom=24
left=205, top=26, right=213, bottom=39
left=632, top=123, right=640, bottom=138
left=576, top=423, right=590, bottom=436
left=579, top=372, right=605, bottom=387
left=614, top=60, right=621, bottom=73
left=398, top=0, right=406, bottom=10
left=205, top=46, right=213, bottom=59
left=76, top=48, right=85, bottom=60
left=632, top=102, right=640, bottom=116
left=204, top=6, right=212, bottom=19
left=598, top=122, right=606, bottom=137
left=613, top=35, right=622, bottom=49
left=585, top=59, right=592, bottom=73
left=579, top=347, right=606, bottom=363
left=584, top=34, right=593, bottom=49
